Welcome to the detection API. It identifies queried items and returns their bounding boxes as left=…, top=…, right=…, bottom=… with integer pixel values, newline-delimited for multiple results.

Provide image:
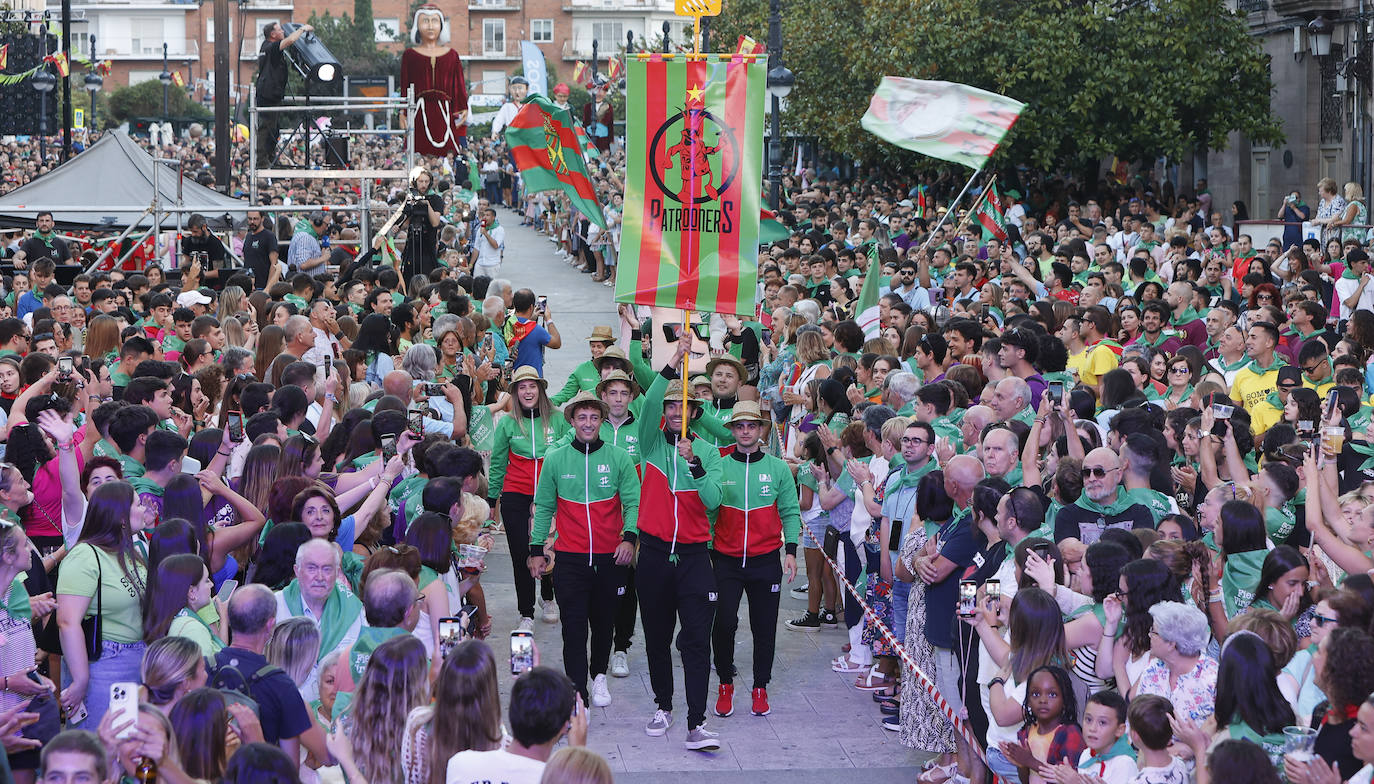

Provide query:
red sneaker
left=714, top=684, right=734, bottom=717
left=751, top=687, right=770, bottom=716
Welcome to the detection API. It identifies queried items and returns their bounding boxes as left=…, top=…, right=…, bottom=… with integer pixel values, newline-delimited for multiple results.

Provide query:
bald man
left=274, top=538, right=363, bottom=702
left=1053, top=446, right=1154, bottom=543
left=1163, top=281, right=1208, bottom=347
left=959, top=405, right=995, bottom=454
left=898, top=453, right=984, bottom=756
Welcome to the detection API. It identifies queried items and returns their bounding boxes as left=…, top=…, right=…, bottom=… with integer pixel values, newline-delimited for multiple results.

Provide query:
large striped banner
left=615, top=54, right=765, bottom=317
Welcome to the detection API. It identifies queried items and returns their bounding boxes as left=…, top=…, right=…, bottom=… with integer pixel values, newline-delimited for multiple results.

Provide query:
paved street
left=482, top=205, right=934, bottom=781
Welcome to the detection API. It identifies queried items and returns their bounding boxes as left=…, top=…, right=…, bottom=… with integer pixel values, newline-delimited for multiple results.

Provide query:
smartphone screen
left=439, top=616, right=465, bottom=656
left=408, top=408, right=425, bottom=438
left=1327, top=390, right=1339, bottom=419
left=1048, top=381, right=1064, bottom=405
left=985, top=579, right=1001, bottom=603
left=958, top=581, right=977, bottom=617
left=217, top=579, right=238, bottom=604
left=510, top=630, right=534, bottom=674
left=57, top=356, right=73, bottom=375
left=227, top=411, right=244, bottom=443
left=380, top=434, right=397, bottom=460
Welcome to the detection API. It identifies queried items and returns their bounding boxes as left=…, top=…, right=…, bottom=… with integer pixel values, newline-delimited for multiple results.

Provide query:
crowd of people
left=6, top=82, right=1374, bottom=784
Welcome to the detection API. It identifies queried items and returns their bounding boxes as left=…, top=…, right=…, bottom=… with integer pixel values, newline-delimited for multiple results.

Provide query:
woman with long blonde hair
left=346, top=635, right=431, bottom=784
left=402, top=640, right=504, bottom=784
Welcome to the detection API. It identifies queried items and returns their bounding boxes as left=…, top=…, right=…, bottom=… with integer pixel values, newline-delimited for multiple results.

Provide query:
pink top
left=22, top=429, right=86, bottom=539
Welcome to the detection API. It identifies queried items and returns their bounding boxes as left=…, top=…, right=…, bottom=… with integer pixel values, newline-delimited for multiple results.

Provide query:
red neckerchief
left=1324, top=703, right=1359, bottom=726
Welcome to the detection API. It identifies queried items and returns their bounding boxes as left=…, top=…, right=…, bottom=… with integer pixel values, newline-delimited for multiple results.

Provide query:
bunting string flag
left=172, top=71, right=185, bottom=88
left=861, top=77, right=1024, bottom=169
left=572, top=61, right=592, bottom=87
left=615, top=53, right=766, bottom=316
left=0, top=45, right=8, bottom=71
left=606, top=56, right=624, bottom=82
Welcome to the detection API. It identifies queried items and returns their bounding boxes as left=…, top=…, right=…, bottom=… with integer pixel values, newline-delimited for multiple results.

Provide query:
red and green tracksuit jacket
left=531, top=438, right=640, bottom=562
left=637, top=369, right=723, bottom=551
left=490, top=411, right=571, bottom=497
left=711, top=449, right=802, bottom=560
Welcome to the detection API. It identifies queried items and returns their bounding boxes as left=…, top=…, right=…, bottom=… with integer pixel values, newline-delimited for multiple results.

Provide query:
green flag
left=855, top=242, right=884, bottom=338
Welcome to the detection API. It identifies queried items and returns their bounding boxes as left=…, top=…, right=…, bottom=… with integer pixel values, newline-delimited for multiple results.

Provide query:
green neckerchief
left=1135, top=330, right=1171, bottom=349
left=998, top=463, right=1023, bottom=486
left=1011, top=407, right=1036, bottom=426
left=92, top=438, right=117, bottom=458
left=1215, top=354, right=1251, bottom=373
left=32, top=229, right=57, bottom=250
left=889, top=458, right=938, bottom=495
left=174, top=607, right=225, bottom=649
left=1246, top=354, right=1286, bottom=374
left=1222, top=549, right=1268, bottom=617
left=1228, top=722, right=1287, bottom=756
left=1122, top=487, right=1174, bottom=520
left=1263, top=389, right=1285, bottom=410
left=348, top=625, right=408, bottom=684
left=1342, top=266, right=1361, bottom=280
left=283, top=293, right=309, bottom=311
left=293, top=217, right=320, bottom=239
left=1079, top=735, right=1137, bottom=770
left=1266, top=504, right=1297, bottom=544
left=129, top=476, right=165, bottom=498
left=116, top=454, right=145, bottom=479
left=281, top=580, right=364, bottom=662
left=1074, top=486, right=1136, bottom=517
left=1148, top=384, right=1193, bottom=403
left=2, top=574, right=30, bottom=621
left=1172, top=306, right=1201, bottom=325
left=930, top=413, right=962, bottom=443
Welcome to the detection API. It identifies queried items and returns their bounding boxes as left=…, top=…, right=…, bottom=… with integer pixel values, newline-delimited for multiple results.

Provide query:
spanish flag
left=0, top=45, right=8, bottom=71
left=172, top=71, right=185, bottom=88
left=45, top=52, right=68, bottom=78
left=572, top=61, right=591, bottom=87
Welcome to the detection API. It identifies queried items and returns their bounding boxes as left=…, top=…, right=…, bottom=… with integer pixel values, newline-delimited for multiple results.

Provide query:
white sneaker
left=517, top=616, right=535, bottom=632
left=610, top=651, right=630, bottom=678
left=591, top=674, right=612, bottom=707
left=542, top=600, right=560, bottom=624
left=645, top=709, right=673, bottom=737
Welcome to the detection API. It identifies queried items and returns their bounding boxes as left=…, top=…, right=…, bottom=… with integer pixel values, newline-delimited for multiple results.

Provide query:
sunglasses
left=1082, top=465, right=1118, bottom=478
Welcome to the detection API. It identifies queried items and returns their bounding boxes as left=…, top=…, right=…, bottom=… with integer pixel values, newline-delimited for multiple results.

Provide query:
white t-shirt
left=1076, top=747, right=1139, bottom=784
left=475, top=224, right=506, bottom=269
left=446, top=748, right=545, bottom=784
left=1334, top=273, right=1374, bottom=320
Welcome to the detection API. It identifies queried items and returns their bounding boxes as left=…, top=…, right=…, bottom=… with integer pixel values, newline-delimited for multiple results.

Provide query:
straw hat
left=563, top=391, right=610, bottom=424
left=665, top=377, right=704, bottom=419
left=510, top=365, right=548, bottom=390
left=596, top=369, right=638, bottom=397
left=705, top=355, right=746, bottom=381
left=725, top=401, right=769, bottom=425
left=689, top=375, right=712, bottom=389
left=586, top=326, right=616, bottom=344
left=592, top=346, right=632, bottom=373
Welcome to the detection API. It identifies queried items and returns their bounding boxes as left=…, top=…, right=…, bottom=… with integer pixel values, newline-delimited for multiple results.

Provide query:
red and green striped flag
left=616, top=54, right=766, bottom=316
left=504, top=93, right=607, bottom=229
left=973, top=182, right=1008, bottom=242
left=572, top=121, right=600, bottom=161
left=861, top=77, right=1023, bottom=170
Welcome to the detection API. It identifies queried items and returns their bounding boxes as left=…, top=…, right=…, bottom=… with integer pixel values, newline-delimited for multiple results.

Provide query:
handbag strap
left=88, top=543, right=102, bottom=623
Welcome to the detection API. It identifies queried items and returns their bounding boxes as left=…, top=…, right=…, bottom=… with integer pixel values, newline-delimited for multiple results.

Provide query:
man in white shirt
left=491, top=76, right=529, bottom=138
left=472, top=207, right=505, bottom=278
left=301, top=299, right=342, bottom=371
left=446, top=667, right=588, bottom=784
left=1335, top=249, right=1374, bottom=321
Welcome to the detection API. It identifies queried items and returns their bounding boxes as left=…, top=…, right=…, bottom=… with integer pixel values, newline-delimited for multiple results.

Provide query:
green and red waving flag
left=973, top=181, right=1009, bottom=242
left=504, top=93, right=606, bottom=229
left=616, top=54, right=766, bottom=316
left=861, top=77, right=1023, bottom=170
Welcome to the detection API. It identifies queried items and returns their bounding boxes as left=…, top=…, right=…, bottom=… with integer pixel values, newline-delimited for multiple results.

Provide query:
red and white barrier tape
left=799, top=525, right=998, bottom=777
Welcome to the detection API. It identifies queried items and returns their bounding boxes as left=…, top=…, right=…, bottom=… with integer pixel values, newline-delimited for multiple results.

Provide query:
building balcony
left=97, top=39, right=199, bottom=59
left=467, top=38, right=520, bottom=59
left=562, top=0, right=672, bottom=10
left=469, top=0, right=521, bottom=10
left=1270, top=0, right=1343, bottom=16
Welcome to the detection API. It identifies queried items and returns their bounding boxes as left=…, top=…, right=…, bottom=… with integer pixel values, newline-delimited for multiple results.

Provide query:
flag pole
left=912, top=165, right=987, bottom=258
left=942, top=173, right=998, bottom=246
left=681, top=311, right=691, bottom=439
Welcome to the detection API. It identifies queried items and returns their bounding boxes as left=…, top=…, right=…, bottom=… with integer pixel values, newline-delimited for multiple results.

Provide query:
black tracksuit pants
left=614, top=566, right=638, bottom=652
left=552, top=552, right=626, bottom=704
left=710, top=549, right=782, bottom=689
left=636, top=536, right=716, bottom=728
left=500, top=492, right=554, bottom=619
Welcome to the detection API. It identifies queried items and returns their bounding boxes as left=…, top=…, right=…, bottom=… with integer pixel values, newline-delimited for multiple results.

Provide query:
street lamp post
left=84, top=33, right=102, bottom=135
left=765, top=0, right=794, bottom=212
left=32, top=29, right=57, bottom=165
left=159, top=42, right=171, bottom=118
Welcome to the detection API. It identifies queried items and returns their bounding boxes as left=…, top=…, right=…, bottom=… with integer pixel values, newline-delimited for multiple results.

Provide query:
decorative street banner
left=504, top=93, right=607, bottom=228
left=616, top=54, right=765, bottom=316
left=861, top=77, right=1024, bottom=170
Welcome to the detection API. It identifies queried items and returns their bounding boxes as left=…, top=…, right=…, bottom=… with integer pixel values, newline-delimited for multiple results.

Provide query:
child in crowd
left=1128, top=695, right=1188, bottom=784
left=1002, top=665, right=1086, bottom=784
left=1047, top=690, right=1137, bottom=784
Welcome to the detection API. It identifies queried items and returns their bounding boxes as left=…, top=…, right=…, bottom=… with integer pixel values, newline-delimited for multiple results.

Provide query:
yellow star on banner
left=685, top=84, right=704, bottom=103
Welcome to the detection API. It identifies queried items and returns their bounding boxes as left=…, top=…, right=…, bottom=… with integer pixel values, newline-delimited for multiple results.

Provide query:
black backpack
left=208, top=652, right=280, bottom=712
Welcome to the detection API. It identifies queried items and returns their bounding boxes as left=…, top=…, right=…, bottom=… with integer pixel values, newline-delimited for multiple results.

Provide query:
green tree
left=306, top=1, right=398, bottom=78
left=107, top=79, right=212, bottom=122
left=713, top=0, right=1282, bottom=171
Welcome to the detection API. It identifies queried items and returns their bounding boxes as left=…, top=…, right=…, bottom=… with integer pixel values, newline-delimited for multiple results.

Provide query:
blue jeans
left=985, top=746, right=1021, bottom=780
left=891, top=579, right=912, bottom=647
left=68, top=640, right=145, bottom=729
